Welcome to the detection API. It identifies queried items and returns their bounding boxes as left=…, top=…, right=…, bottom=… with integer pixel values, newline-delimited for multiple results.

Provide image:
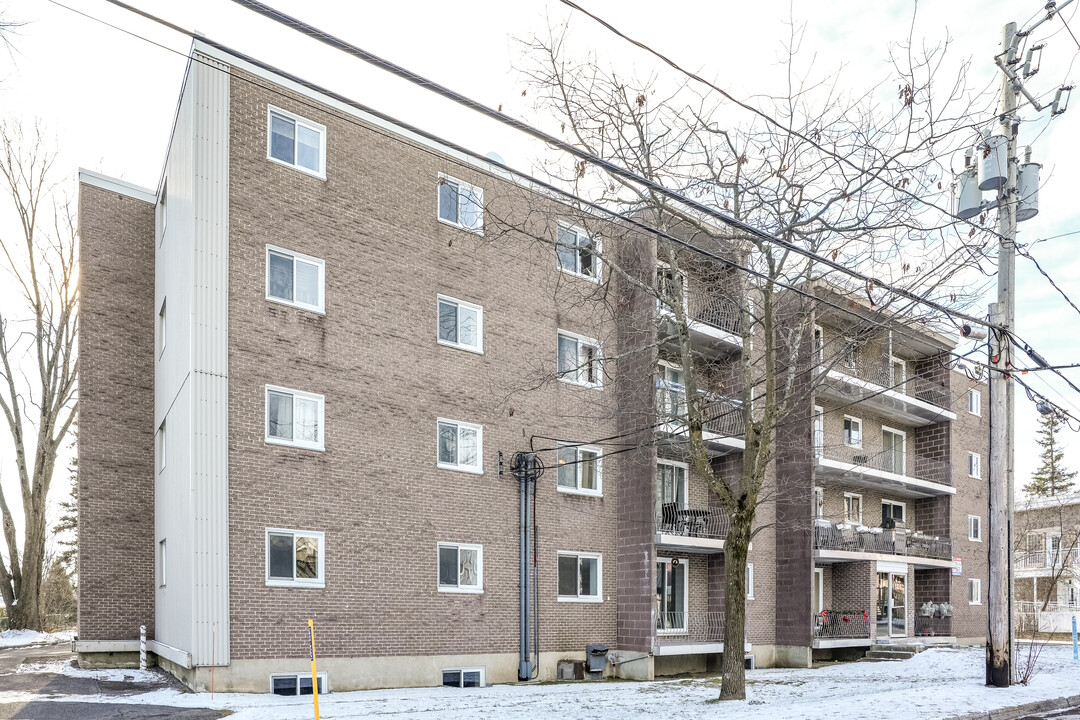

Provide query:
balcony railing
left=655, top=611, right=725, bottom=645
left=656, top=503, right=730, bottom=541
left=817, top=442, right=951, bottom=487
left=822, top=354, right=949, bottom=409
left=914, top=614, right=952, bottom=638
left=656, top=382, right=745, bottom=439
left=813, top=609, right=871, bottom=640
left=688, top=294, right=741, bottom=336
left=1016, top=549, right=1079, bottom=570
left=813, top=518, right=953, bottom=561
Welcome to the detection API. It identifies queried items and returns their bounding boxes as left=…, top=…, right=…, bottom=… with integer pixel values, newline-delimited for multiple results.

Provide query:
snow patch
left=0, top=629, right=73, bottom=648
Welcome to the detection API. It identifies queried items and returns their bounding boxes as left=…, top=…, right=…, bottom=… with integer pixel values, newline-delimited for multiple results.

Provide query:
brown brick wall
left=77, top=183, right=156, bottom=641
left=950, top=371, right=989, bottom=639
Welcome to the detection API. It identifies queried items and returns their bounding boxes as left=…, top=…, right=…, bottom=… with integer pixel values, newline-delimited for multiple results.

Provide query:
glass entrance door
left=876, top=571, right=907, bottom=638
left=882, top=429, right=905, bottom=475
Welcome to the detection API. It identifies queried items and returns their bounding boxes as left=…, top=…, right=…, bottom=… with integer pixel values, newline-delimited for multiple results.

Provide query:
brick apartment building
left=1014, top=493, right=1080, bottom=633
left=76, top=39, right=990, bottom=693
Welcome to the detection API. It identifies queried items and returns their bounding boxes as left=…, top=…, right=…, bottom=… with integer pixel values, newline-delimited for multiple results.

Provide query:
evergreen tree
left=53, top=433, right=77, bottom=581
left=1024, top=414, right=1077, bottom=496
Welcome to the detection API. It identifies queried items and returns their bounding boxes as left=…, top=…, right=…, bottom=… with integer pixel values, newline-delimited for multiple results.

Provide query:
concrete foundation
left=654, top=653, right=711, bottom=676
left=773, top=645, right=813, bottom=668
left=77, top=652, right=154, bottom=670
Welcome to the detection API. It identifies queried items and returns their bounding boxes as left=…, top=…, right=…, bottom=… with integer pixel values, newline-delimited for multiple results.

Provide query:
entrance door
left=876, top=571, right=907, bottom=638
left=881, top=429, right=906, bottom=475
left=813, top=568, right=824, bottom=615
left=813, top=406, right=824, bottom=458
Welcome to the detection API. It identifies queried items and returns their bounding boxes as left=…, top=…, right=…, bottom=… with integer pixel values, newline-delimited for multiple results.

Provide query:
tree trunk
left=719, top=514, right=751, bottom=700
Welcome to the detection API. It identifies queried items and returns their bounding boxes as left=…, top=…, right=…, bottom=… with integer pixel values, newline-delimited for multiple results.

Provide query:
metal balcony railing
left=813, top=610, right=871, bottom=639
left=656, top=382, right=745, bottom=439
left=813, top=518, right=953, bottom=561
left=914, top=614, right=952, bottom=638
left=817, top=442, right=951, bottom=486
left=1016, top=549, right=1079, bottom=570
left=821, top=353, right=949, bottom=409
left=656, top=503, right=730, bottom=541
left=688, top=293, right=742, bottom=336
left=655, top=611, right=725, bottom=645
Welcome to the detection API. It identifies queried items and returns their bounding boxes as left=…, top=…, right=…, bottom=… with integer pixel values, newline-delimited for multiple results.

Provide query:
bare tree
left=490, top=16, right=993, bottom=700
left=0, top=120, right=78, bottom=630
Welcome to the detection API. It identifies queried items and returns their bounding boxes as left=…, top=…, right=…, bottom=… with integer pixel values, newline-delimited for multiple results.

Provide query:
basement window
left=271, top=673, right=327, bottom=695
left=442, top=668, right=484, bottom=688
left=267, top=106, right=326, bottom=179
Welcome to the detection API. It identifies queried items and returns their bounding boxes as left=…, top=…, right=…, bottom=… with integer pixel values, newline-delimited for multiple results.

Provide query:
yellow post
left=307, top=619, right=320, bottom=720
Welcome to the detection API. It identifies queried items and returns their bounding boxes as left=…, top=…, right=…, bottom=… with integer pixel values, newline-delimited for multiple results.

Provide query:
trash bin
left=586, top=644, right=609, bottom=673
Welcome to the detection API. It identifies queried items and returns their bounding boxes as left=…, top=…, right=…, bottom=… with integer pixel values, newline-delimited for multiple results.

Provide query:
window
left=842, top=342, right=858, bottom=371
left=968, top=578, right=982, bottom=605
left=882, top=500, right=906, bottom=524
left=812, top=486, right=824, bottom=519
left=437, top=419, right=483, bottom=474
left=557, top=444, right=602, bottom=495
left=844, top=493, right=863, bottom=524
left=265, top=386, right=325, bottom=451
left=813, top=325, right=824, bottom=364
left=437, top=542, right=483, bottom=593
left=890, top=357, right=906, bottom=391
left=656, top=264, right=685, bottom=311
left=813, top=406, right=824, bottom=458
left=657, top=460, right=688, bottom=508
left=657, top=363, right=687, bottom=420
left=656, top=557, right=688, bottom=632
left=968, top=515, right=982, bottom=542
left=557, top=224, right=598, bottom=280
left=442, top=668, right=484, bottom=688
left=969, top=452, right=982, bottom=479
left=157, top=420, right=166, bottom=474
left=157, top=299, right=167, bottom=357
left=882, top=427, right=906, bottom=475
left=437, top=174, right=483, bottom=233
left=843, top=416, right=863, bottom=448
left=267, top=106, right=326, bottom=178
left=557, top=330, right=602, bottom=388
left=558, top=552, right=602, bottom=602
left=266, top=528, right=325, bottom=588
left=746, top=563, right=755, bottom=599
left=271, top=673, right=327, bottom=696
left=266, top=246, right=325, bottom=313
left=158, top=539, right=167, bottom=588
left=968, top=389, right=982, bottom=416
left=437, top=295, right=483, bottom=353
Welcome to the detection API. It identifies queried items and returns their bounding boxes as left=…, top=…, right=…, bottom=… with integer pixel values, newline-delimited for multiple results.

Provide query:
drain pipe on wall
left=515, top=452, right=536, bottom=681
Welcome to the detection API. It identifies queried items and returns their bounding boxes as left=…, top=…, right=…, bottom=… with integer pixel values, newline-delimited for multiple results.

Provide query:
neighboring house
left=76, top=39, right=989, bottom=693
left=1014, top=493, right=1080, bottom=632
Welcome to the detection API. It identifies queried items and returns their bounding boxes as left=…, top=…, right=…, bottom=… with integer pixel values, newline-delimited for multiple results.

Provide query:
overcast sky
left=1, top=0, right=1078, bottom=537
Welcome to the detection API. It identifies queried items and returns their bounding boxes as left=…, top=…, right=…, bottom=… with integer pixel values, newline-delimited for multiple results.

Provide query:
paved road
left=0, top=645, right=223, bottom=720
left=1015, top=709, right=1080, bottom=720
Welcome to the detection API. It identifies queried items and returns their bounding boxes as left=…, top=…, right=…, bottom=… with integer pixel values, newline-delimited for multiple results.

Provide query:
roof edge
left=78, top=169, right=156, bottom=204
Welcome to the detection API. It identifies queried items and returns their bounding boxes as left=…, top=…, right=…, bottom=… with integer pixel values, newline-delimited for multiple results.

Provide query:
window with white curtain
left=437, top=418, right=483, bottom=474
left=265, top=386, right=324, bottom=451
left=556, top=443, right=602, bottom=495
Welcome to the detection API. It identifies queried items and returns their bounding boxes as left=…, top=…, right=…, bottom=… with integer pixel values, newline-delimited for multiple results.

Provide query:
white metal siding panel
left=189, top=52, right=231, bottom=667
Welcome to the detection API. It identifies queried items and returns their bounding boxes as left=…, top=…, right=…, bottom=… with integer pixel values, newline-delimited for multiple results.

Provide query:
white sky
left=0, top=0, right=1078, bottom=537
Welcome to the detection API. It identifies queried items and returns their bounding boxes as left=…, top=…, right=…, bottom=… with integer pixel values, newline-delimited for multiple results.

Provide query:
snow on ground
left=9, top=644, right=1080, bottom=719
left=0, top=629, right=73, bottom=648
left=16, top=658, right=161, bottom=683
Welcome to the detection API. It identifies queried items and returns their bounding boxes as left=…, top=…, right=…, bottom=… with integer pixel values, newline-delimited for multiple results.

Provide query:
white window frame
left=437, top=173, right=484, bottom=234
left=265, top=245, right=326, bottom=314
left=158, top=538, right=167, bottom=589
left=436, top=295, right=484, bottom=354
left=557, top=222, right=601, bottom=282
left=266, top=105, right=327, bottom=180
left=157, top=299, right=167, bottom=358
left=436, top=418, right=484, bottom=475
left=812, top=486, right=824, bottom=519
left=969, top=452, right=982, bottom=479
left=265, top=528, right=326, bottom=589
left=265, top=385, right=326, bottom=451
left=882, top=499, right=906, bottom=524
left=968, top=388, right=982, bottom=417
left=557, top=551, right=603, bottom=603
left=437, top=542, right=484, bottom=594
left=813, top=567, right=825, bottom=615
left=556, top=443, right=603, bottom=497
left=657, top=459, right=689, bottom=509
left=813, top=406, right=824, bottom=458
left=156, top=419, right=166, bottom=474
left=968, top=515, right=982, bottom=542
left=844, top=492, right=863, bottom=524
left=656, top=556, right=689, bottom=634
left=890, top=356, right=906, bottom=391
left=557, top=329, right=603, bottom=389
left=746, top=563, right=755, bottom=599
left=270, top=672, right=328, bottom=696
left=881, top=425, right=907, bottom=475
left=441, top=667, right=485, bottom=688
left=969, top=578, right=982, bottom=605
left=843, top=415, right=863, bottom=449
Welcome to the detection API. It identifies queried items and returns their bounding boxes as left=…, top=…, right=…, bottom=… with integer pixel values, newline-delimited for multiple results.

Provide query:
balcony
left=1016, top=549, right=1079, bottom=577
left=815, top=355, right=955, bottom=427
left=655, top=382, right=745, bottom=454
left=812, top=609, right=871, bottom=648
left=657, top=285, right=743, bottom=356
left=655, top=503, right=729, bottom=553
left=815, top=443, right=954, bottom=498
left=654, top=611, right=728, bottom=655
left=813, top=518, right=956, bottom=569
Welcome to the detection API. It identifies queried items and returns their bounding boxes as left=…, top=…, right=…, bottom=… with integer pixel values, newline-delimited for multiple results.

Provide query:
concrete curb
left=947, top=694, right=1080, bottom=720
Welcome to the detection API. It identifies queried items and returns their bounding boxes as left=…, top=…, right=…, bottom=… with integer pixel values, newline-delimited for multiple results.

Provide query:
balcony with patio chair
left=813, top=516, right=955, bottom=569
left=655, top=502, right=730, bottom=553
